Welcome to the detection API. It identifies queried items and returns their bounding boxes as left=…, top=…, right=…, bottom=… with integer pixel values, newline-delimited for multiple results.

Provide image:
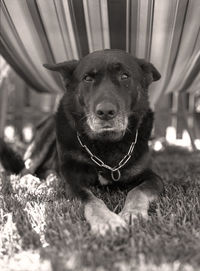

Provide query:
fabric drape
left=0, top=0, right=200, bottom=106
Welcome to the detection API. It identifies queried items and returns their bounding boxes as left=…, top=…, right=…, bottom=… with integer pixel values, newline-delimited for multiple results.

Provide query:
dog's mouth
left=99, top=123, right=115, bottom=130
left=86, top=114, right=128, bottom=141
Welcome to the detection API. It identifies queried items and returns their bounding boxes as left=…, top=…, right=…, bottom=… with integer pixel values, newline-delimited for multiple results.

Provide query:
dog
left=0, top=49, right=163, bottom=235
left=43, top=49, right=163, bottom=234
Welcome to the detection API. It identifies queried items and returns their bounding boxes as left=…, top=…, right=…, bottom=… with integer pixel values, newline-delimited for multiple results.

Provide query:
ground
left=0, top=147, right=200, bottom=271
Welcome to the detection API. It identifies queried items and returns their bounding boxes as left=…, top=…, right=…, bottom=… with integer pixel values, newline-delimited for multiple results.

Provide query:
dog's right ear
left=43, top=60, right=79, bottom=86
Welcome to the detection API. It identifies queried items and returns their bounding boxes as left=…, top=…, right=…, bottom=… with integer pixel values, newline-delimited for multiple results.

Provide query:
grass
left=0, top=147, right=200, bottom=271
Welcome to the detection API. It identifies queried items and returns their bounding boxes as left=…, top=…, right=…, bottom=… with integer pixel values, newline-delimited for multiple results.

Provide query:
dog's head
left=44, top=50, right=160, bottom=141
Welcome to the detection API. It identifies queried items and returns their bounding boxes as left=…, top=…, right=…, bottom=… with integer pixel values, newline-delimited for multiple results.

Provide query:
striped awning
left=0, top=0, right=200, bottom=107
left=0, top=56, right=10, bottom=86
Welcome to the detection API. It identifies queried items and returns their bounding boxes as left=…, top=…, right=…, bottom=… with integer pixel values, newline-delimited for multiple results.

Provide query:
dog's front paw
left=84, top=201, right=127, bottom=235
left=119, top=209, right=148, bottom=224
left=90, top=212, right=127, bottom=235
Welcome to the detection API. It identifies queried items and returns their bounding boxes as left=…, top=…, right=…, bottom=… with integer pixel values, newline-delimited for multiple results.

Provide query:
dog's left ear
left=136, top=59, right=161, bottom=87
left=43, top=60, right=79, bottom=86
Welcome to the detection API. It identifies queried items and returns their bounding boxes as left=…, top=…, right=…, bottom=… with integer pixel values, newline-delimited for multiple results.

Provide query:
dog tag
left=111, top=169, right=121, bottom=181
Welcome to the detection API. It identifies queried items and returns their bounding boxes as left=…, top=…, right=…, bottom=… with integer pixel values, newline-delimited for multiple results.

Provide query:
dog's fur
left=0, top=49, right=163, bottom=235
left=0, top=138, right=24, bottom=173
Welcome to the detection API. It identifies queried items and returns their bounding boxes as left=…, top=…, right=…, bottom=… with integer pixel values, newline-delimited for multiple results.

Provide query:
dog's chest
left=69, top=142, right=149, bottom=186
left=98, top=173, right=110, bottom=185
left=97, top=153, right=149, bottom=186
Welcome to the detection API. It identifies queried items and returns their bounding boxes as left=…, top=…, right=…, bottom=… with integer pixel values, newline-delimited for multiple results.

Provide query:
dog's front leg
left=119, top=169, right=163, bottom=223
left=84, top=191, right=126, bottom=235
left=60, top=159, right=126, bottom=235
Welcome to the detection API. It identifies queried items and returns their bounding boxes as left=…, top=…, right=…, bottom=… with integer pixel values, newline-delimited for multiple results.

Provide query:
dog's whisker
left=126, top=127, right=132, bottom=134
left=80, top=115, right=87, bottom=121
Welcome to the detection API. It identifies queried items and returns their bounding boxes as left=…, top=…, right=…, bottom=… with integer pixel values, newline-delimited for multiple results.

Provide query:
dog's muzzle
left=86, top=109, right=128, bottom=141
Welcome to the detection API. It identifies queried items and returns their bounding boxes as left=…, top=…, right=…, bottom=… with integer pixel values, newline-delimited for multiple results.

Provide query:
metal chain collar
left=77, top=130, right=138, bottom=181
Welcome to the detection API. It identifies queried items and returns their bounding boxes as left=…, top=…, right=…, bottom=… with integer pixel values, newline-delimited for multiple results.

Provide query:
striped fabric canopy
left=1, top=0, right=200, bottom=108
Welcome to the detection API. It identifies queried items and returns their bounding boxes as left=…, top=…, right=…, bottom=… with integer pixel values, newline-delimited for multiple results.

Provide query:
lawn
left=0, top=148, right=200, bottom=271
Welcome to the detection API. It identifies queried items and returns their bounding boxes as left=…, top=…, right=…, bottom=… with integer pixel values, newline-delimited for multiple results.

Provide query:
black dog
left=0, top=49, right=163, bottom=234
left=42, top=49, right=163, bottom=234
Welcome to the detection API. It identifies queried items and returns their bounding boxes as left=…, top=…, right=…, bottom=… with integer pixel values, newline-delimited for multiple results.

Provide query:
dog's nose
left=95, top=102, right=118, bottom=120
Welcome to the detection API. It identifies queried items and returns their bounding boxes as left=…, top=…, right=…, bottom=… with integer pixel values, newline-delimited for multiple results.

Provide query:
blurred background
left=0, top=0, right=200, bottom=153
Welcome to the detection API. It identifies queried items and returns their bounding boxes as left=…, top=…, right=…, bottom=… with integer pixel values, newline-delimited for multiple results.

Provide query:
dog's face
left=44, top=50, right=160, bottom=141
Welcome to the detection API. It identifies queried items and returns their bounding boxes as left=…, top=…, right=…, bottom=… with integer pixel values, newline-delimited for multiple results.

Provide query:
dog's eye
left=120, top=73, right=129, bottom=80
left=83, top=75, right=94, bottom=82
